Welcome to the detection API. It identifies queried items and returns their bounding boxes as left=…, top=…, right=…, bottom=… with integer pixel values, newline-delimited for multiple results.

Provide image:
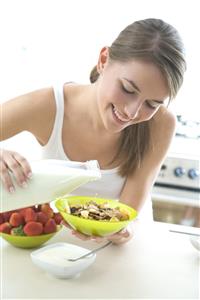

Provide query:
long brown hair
left=90, top=18, right=186, bottom=177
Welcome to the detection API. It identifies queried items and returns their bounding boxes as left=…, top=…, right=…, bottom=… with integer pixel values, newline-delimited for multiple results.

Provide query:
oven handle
left=151, top=193, right=200, bottom=207
left=154, top=182, right=200, bottom=192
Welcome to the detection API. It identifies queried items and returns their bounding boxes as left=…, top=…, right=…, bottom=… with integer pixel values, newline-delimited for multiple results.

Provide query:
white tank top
left=41, top=83, right=126, bottom=199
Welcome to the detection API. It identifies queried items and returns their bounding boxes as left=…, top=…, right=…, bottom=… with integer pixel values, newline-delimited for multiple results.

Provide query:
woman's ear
left=97, top=47, right=109, bottom=74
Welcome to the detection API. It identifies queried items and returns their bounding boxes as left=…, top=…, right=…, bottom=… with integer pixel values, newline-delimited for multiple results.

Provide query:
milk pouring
left=0, top=159, right=101, bottom=212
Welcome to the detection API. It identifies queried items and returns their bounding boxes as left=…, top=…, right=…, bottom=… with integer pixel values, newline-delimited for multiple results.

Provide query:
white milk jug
left=0, top=159, right=101, bottom=212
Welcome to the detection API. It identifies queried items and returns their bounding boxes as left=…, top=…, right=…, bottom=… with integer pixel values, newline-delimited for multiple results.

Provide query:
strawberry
left=24, top=208, right=37, bottom=223
left=37, top=212, right=48, bottom=225
left=9, top=212, right=24, bottom=227
left=41, top=204, right=54, bottom=219
left=54, top=212, right=63, bottom=225
left=43, top=218, right=57, bottom=234
left=18, top=208, right=28, bottom=218
left=2, top=211, right=13, bottom=222
left=0, top=222, right=12, bottom=234
left=0, top=213, right=4, bottom=224
left=37, top=204, right=42, bottom=211
left=23, top=221, right=43, bottom=236
left=34, top=205, right=41, bottom=212
left=31, top=206, right=37, bottom=212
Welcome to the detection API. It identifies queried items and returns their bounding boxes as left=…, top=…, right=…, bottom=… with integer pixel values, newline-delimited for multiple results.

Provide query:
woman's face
left=95, top=48, right=169, bottom=133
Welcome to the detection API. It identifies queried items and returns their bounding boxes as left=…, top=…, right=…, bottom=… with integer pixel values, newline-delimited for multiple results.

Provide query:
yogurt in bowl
left=30, top=242, right=96, bottom=279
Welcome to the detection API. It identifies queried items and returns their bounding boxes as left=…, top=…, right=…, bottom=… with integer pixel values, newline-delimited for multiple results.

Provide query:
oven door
left=151, top=185, right=200, bottom=228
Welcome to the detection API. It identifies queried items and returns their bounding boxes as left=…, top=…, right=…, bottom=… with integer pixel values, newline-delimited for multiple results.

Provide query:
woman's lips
left=112, top=105, right=131, bottom=124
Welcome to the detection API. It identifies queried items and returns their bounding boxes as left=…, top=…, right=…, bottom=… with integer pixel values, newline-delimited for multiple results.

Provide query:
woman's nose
left=124, top=100, right=142, bottom=120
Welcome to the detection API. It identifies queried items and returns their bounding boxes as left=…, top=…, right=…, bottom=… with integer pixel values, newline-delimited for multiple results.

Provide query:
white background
left=0, top=0, right=200, bottom=158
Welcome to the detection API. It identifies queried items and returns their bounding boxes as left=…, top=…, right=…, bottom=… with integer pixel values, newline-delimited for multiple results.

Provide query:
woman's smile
left=111, top=104, right=131, bottom=125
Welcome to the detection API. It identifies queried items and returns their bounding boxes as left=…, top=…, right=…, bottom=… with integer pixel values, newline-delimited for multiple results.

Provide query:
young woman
left=0, top=18, right=186, bottom=244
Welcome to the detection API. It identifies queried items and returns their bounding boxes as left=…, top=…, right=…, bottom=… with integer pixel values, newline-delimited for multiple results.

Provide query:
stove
left=152, top=153, right=200, bottom=207
left=152, top=115, right=200, bottom=228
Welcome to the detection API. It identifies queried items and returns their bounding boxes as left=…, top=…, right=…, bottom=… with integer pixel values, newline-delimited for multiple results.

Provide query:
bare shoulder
left=151, top=105, right=176, bottom=130
left=149, top=106, right=177, bottom=148
left=1, top=87, right=56, bottom=144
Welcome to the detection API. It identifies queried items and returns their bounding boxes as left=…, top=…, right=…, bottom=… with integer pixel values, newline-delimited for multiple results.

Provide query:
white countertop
left=1, top=220, right=199, bottom=299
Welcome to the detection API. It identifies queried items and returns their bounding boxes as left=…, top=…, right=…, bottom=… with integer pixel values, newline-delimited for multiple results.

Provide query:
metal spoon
left=169, top=229, right=200, bottom=237
left=67, top=241, right=112, bottom=262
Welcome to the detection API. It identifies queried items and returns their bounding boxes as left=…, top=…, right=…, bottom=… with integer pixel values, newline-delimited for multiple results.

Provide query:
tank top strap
left=52, top=83, right=65, bottom=137
left=52, top=81, right=73, bottom=140
left=41, top=83, right=65, bottom=158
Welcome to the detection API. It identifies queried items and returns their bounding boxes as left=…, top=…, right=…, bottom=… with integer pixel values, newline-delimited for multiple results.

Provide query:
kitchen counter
left=1, top=220, right=199, bottom=299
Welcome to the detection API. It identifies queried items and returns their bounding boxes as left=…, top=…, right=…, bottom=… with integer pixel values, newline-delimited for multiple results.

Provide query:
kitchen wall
left=0, top=0, right=199, bottom=157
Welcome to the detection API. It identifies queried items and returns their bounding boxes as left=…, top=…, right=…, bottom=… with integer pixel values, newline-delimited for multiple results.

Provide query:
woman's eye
left=146, top=102, right=159, bottom=109
left=121, top=85, right=135, bottom=94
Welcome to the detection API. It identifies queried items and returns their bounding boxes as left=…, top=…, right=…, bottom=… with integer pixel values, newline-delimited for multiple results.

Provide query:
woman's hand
left=62, top=221, right=133, bottom=245
left=0, top=149, right=32, bottom=193
left=107, top=225, right=133, bottom=244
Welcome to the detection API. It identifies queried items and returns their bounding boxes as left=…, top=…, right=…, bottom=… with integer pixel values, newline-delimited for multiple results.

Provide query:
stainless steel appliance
left=152, top=116, right=200, bottom=228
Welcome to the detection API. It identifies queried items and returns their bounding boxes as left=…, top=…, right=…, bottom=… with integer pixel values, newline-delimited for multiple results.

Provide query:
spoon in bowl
left=67, top=241, right=112, bottom=262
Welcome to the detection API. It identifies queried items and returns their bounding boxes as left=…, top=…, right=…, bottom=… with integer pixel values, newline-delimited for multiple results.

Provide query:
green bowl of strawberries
left=0, top=203, right=63, bottom=249
left=0, top=228, right=61, bottom=249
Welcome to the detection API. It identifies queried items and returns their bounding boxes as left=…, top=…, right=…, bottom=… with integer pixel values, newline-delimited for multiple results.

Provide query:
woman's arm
left=107, top=108, right=176, bottom=244
left=0, top=88, right=56, bottom=191
left=120, top=107, right=176, bottom=211
left=1, top=88, right=55, bottom=143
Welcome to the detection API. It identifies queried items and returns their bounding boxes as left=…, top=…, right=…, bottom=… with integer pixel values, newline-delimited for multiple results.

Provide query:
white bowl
left=30, top=242, right=96, bottom=279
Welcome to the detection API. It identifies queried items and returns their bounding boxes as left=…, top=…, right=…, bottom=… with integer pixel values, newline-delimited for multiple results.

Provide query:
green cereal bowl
left=55, top=196, right=138, bottom=237
left=0, top=225, right=62, bottom=249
